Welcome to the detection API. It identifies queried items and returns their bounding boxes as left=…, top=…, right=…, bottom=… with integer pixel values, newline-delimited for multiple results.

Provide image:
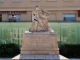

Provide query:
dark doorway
left=0, top=14, right=2, bottom=22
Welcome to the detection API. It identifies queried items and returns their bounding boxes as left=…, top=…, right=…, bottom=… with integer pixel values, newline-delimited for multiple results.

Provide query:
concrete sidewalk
left=0, top=58, right=80, bottom=60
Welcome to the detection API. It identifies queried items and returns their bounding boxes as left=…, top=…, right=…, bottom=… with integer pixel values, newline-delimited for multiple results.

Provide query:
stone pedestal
left=12, top=31, right=69, bottom=60
left=21, top=31, right=59, bottom=55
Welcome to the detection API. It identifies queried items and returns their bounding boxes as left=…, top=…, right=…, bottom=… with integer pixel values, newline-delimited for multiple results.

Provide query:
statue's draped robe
left=29, top=9, right=52, bottom=32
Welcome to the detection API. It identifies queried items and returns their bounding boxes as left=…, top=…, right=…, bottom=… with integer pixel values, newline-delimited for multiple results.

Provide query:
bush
left=0, top=43, right=20, bottom=58
left=60, top=44, right=80, bottom=58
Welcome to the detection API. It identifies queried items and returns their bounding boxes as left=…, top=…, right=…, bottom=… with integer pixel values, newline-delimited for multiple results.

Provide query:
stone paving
left=0, top=58, right=11, bottom=60
left=69, top=58, right=80, bottom=60
left=12, top=54, right=69, bottom=60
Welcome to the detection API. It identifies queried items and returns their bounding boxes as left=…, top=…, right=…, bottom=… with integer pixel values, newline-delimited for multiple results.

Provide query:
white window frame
left=0, top=0, right=4, bottom=2
left=63, top=0, right=74, bottom=2
left=47, top=0, right=57, bottom=2
left=31, top=0, right=40, bottom=2
left=13, top=0, right=21, bottom=2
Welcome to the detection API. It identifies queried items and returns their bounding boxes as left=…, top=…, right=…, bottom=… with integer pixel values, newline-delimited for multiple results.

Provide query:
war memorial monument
left=12, top=6, right=69, bottom=60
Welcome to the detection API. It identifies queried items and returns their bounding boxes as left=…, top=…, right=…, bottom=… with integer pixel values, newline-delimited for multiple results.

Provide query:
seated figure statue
left=29, top=5, right=53, bottom=32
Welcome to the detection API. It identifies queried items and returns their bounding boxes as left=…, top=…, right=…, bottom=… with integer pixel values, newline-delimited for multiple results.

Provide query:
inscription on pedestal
left=22, top=33, right=58, bottom=51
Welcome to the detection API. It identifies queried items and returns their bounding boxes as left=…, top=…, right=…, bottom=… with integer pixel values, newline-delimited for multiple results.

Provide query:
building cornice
left=0, top=7, right=80, bottom=11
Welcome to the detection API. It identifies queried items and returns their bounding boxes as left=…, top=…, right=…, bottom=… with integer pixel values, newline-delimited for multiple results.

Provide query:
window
left=47, top=0, right=57, bottom=2
left=13, top=0, right=21, bottom=2
left=8, top=15, right=21, bottom=22
left=63, top=14, right=76, bottom=22
left=0, top=0, right=4, bottom=2
left=63, top=0, right=74, bottom=2
left=31, top=0, right=40, bottom=1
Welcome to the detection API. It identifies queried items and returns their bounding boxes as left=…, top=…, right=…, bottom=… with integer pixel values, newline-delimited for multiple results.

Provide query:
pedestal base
left=12, top=31, right=69, bottom=60
left=21, top=31, right=59, bottom=55
left=12, top=54, right=69, bottom=60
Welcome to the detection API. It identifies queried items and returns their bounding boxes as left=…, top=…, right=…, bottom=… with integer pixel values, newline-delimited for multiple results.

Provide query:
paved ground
left=0, top=58, right=80, bottom=60
left=69, top=59, right=80, bottom=60
left=0, top=58, right=11, bottom=60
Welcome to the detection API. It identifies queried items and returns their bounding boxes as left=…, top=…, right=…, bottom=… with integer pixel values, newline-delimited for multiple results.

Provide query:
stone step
left=12, top=54, right=69, bottom=60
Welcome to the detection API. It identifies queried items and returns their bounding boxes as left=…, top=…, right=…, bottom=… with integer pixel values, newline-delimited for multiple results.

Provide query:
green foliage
left=0, top=43, right=20, bottom=58
left=60, top=44, right=80, bottom=58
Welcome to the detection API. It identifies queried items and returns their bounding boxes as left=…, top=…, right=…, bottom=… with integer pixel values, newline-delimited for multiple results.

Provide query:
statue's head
left=36, top=5, right=39, bottom=7
left=35, top=5, right=40, bottom=10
